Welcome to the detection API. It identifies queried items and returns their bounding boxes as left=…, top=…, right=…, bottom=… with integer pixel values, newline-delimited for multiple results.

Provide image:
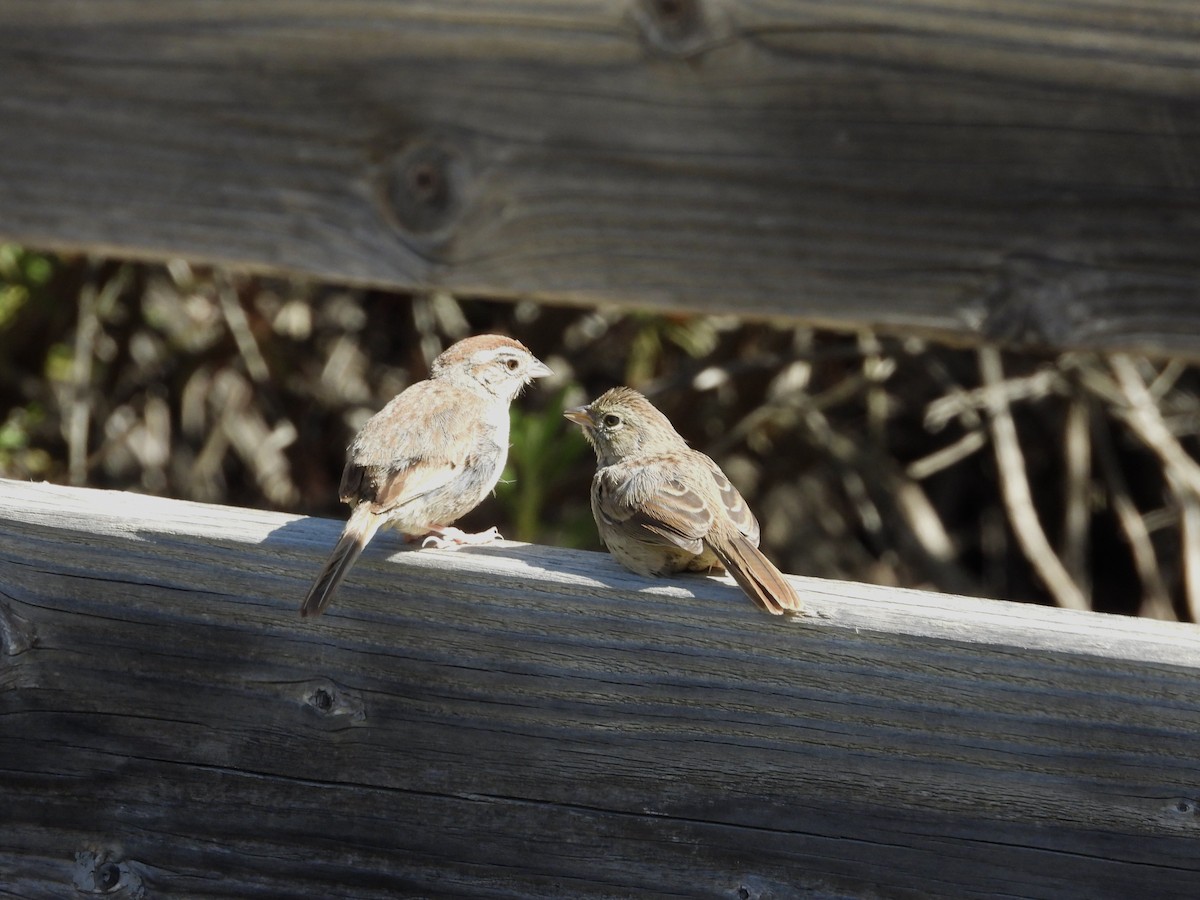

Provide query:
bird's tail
left=301, top=505, right=383, bottom=618
left=710, top=531, right=803, bottom=616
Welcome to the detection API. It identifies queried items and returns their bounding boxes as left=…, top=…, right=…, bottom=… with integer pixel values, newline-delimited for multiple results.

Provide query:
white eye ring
left=602, top=413, right=622, bottom=428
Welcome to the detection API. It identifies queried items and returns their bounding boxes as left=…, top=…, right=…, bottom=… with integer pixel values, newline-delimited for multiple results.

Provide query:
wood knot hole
left=299, top=680, right=366, bottom=725
left=655, top=0, right=687, bottom=22
left=636, top=0, right=708, bottom=54
left=96, top=862, right=122, bottom=892
left=407, top=162, right=445, bottom=207
left=310, top=687, right=335, bottom=713
left=385, top=140, right=466, bottom=237
left=73, top=849, right=142, bottom=896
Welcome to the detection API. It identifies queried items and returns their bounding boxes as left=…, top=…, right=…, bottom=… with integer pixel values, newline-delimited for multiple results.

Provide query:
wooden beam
left=1, top=2, right=1200, bottom=357
left=1, top=479, right=1198, bottom=897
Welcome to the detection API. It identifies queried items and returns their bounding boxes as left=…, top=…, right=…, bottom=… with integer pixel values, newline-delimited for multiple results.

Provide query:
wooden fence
left=2, top=480, right=1199, bottom=898
left=4, top=2, right=1200, bottom=896
left=1, top=1, right=1199, bottom=357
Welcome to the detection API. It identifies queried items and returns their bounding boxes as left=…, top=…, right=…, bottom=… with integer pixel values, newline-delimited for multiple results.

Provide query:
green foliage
left=44, top=343, right=74, bottom=382
left=495, top=387, right=593, bottom=546
left=625, top=312, right=719, bottom=384
left=0, top=404, right=51, bottom=477
left=0, top=246, right=61, bottom=477
left=0, top=244, right=55, bottom=330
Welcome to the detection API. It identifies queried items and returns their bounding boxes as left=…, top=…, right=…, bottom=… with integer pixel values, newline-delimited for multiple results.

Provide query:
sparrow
left=301, top=334, right=552, bottom=617
left=565, top=387, right=802, bottom=616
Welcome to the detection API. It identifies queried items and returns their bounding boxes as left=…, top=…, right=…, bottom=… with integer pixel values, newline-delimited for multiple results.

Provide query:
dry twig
left=1168, top=470, right=1199, bottom=623
left=1091, top=413, right=1174, bottom=621
left=978, top=346, right=1088, bottom=611
left=1061, top=395, right=1091, bottom=597
left=1109, top=355, right=1200, bottom=497
left=1106, top=354, right=1200, bottom=620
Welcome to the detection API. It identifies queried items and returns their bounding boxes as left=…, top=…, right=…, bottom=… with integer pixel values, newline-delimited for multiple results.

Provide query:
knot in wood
left=634, top=0, right=714, bottom=58
left=979, top=255, right=1100, bottom=349
left=384, top=140, right=467, bottom=238
left=96, top=862, right=122, bottom=892
left=73, top=849, right=144, bottom=897
left=311, top=686, right=335, bottom=712
left=731, top=875, right=784, bottom=898
left=300, top=679, right=367, bottom=725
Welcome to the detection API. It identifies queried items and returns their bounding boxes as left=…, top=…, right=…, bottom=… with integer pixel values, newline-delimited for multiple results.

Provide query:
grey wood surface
left=1, top=479, right=1198, bottom=898
left=2, top=2, right=1200, bottom=356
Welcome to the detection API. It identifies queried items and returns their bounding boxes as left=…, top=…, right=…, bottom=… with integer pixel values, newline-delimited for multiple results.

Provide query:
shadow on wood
left=1, top=479, right=1198, bottom=898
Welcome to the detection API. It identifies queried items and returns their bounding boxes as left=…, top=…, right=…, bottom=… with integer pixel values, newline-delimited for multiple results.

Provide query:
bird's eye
left=504, top=357, right=520, bottom=371
left=602, top=413, right=622, bottom=428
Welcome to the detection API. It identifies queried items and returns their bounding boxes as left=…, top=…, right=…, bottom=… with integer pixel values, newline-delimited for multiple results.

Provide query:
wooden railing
left=2, top=480, right=1198, bottom=897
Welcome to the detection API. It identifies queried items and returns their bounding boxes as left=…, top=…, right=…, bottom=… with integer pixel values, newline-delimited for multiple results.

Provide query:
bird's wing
left=344, top=458, right=465, bottom=514
left=340, top=381, right=485, bottom=513
left=594, top=462, right=714, bottom=557
left=696, top=451, right=761, bottom=545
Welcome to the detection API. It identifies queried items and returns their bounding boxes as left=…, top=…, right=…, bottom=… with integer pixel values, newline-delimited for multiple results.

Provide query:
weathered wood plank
left=1, top=479, right=1198, bottom=898
left=2, top=2, right=1200, bottom=357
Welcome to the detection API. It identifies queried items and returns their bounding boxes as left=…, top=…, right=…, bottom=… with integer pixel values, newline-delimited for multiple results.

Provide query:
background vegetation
left=3, top=246, right=1198, bottom=621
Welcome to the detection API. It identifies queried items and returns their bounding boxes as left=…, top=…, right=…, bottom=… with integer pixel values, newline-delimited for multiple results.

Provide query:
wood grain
left=1, top=478, right=1198, bottom=898
left=1, top=2, right=1200, bottom=356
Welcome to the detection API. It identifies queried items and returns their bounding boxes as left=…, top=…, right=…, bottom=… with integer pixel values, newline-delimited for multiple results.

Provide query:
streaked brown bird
left=565, top=387, right=802, bottom=616
left=301, top=334, right=552, bottom=618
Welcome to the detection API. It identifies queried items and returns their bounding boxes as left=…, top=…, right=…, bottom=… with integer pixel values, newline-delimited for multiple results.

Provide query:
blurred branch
left=734, top=368, right=968, bottom=590
left=217, top=273, right=270, bottom=384
left=69, top=264, right=133, bottom=485
left=1108, top=354, right=1200, bottom=497
left=1092, top=414, right=1174, bottom=621
left=978, top=346, right=1089, bottom=611
left=1103, top=354, right=1200, bottom=621
left=1061, top=395, right=1092, bottom=598
left=907, top=431, right=987, bottom=480
left=926, top=369, right=1061, bottom=432
left=211, top=369, right=298, bottom=507
left=68, top=278, right=98, bottom=485
left=1167, top=471, right=1199, bottom=623
left=858, top=330, right=894, bottom=447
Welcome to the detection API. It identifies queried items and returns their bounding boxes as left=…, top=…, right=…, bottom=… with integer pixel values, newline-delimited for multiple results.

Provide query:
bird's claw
left=421, top=525, right=502, bottom=549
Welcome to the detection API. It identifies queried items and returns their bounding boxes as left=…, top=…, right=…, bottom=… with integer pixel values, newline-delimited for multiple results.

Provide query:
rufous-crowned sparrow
left=565, top=387, right=802, bottom=616
left=301, top=334, right=552, bottom=617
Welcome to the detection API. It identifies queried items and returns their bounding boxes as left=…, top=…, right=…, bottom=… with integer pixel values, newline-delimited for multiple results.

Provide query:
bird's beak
left=529, top=358, right=553, bottom=379
left=563, top=406, right=592, bottom=428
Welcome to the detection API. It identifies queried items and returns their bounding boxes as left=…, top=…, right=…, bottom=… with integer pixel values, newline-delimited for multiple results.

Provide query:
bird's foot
left=421, top=525, right=503, bottom=549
